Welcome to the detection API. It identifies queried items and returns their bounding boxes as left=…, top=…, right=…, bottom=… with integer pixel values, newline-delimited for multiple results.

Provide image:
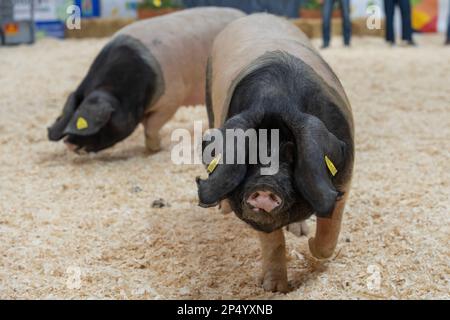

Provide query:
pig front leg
left=219, top=199, right=232, bottom=214
left=258, top=229, right=289, bottom=293
left=309, top=187, right=350, bottom=259
left=143, top=109, right=177, bottom=152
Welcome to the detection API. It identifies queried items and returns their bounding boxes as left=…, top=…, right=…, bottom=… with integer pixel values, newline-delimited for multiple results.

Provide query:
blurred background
left=0, top=0, right=448, bottom=44
left=1, top=0, right=449, bottom=300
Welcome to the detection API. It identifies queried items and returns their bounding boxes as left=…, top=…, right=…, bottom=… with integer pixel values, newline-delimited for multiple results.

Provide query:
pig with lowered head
left=48, top=8, right=245, bottom=153
left=197, top=14, right=355, bottom=293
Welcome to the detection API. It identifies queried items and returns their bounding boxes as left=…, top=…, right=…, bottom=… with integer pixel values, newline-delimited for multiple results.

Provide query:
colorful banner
left=74, top=0, right=101, bottom=18
left=412, top=0, right=439, bottom=32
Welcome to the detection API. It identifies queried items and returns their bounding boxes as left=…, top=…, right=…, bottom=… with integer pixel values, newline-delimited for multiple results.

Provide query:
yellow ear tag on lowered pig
left=76, top=117, right=88, bottom=130
left=325, top=155, right=338, bottom=177
left=207, top=154, right=222, bottom=175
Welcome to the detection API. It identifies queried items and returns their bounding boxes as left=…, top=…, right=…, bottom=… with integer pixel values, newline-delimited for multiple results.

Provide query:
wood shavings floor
left=0, top=35, right=449, bottom=299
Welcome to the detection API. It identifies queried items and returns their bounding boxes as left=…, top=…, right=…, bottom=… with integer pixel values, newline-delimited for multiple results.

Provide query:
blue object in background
left=322, top=0, right=351, bottom=47
left=447, top=6, right=450, bottom=42
left=182, top=0, right=304, bottom=18
left=75, top=0, right=101, bottom=18
left=35, top=21, right=65, bottom=39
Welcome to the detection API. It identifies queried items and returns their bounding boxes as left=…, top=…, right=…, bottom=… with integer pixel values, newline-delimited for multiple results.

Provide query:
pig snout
left=246, top=191, right=282, bottom=213
left=63, top=138, right=87, bottom=155
left=64, top=138, right=78, bottom=152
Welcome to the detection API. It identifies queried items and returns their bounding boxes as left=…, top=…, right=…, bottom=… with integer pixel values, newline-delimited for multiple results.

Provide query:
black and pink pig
left=48, top=7, right=245, bottom=153
left=197, top=14, right=355, bottom=292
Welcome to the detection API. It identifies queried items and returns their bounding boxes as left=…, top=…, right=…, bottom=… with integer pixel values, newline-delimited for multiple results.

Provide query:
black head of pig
left=196, top=111, right=347, bottom=233
left=47, top=35, right=158, bottom=154
left=47, top=90, right=135, bottom=153
left=228, top=141, right=299, bottom=232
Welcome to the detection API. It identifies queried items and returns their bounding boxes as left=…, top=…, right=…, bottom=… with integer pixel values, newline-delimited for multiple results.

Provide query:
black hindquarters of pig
left=197, top=51, right=354, bottom=233
left=47, top=35, right=161, bottom=153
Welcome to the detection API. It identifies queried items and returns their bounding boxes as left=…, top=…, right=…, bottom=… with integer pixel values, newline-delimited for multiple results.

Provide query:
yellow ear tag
left=76, top=117, right=88, bottom=130
left=207, top=154, right=222, bottom=174
left=325, top=155, right=338, bottom=177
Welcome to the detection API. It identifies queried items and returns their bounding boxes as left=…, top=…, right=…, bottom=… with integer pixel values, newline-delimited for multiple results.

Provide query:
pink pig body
left=208, top=13, right=353, bottom=130
left=117, top=7, right=245, bottom=151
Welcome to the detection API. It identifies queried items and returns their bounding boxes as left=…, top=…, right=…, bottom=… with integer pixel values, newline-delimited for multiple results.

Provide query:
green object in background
left=301, top=0, right=321, bottom=10
left=301, top=0, right=339, bottom=10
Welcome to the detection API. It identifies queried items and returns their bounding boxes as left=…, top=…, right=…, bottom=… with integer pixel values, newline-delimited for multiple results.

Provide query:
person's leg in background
left=322, top=0, right=335, bottom=48
left=384, top=0, right=396, bottom=44
left=446, top=2, right=450, bottom=45
left=339, top=0, right=352, bottom=46
left=399, top=0, right=416, bottom=45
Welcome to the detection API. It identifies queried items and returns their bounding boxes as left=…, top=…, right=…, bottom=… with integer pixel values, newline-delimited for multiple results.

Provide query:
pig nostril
left=251, top=192, right=259, bottom=200
left=268, top=193, right=281, bottom=205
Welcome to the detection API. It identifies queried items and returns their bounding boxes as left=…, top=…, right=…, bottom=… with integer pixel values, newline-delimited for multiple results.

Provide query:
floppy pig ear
left=196, top=111, right=263, bottom=207
left=63, top=94, right=114, bottom=136
left=47, top=93, right=77, bottom=141
left=281, top=141, right=295, bottom=164
left=282, top=112, right=346, bottom=217
left=196, top=161, right=247, bottom=208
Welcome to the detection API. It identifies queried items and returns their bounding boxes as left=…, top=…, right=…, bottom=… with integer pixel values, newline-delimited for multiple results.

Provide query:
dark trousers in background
left=384, top=0, right=413, bottom=42
left=322, top=0, right=351, bottom=46
left=447, top=7, right=450, bottom=42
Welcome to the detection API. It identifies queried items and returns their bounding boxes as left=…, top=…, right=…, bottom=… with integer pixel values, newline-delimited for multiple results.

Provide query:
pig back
left=117, top=7, right=245, bottom=114
left=209, top=13, right=353, bottom=132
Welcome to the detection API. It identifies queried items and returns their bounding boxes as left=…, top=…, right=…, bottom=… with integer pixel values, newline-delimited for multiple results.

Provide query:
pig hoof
left=260, top=272, right=289, bottom=293
left=308, top=237, right=334, bottom=259
left=145, top=137, right=161, bottom=152
left=286, top=221, right=309, bottom=237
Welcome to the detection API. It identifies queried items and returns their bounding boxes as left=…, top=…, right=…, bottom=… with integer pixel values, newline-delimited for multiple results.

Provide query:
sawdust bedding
left=0, top=35, right=449, bottom=299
